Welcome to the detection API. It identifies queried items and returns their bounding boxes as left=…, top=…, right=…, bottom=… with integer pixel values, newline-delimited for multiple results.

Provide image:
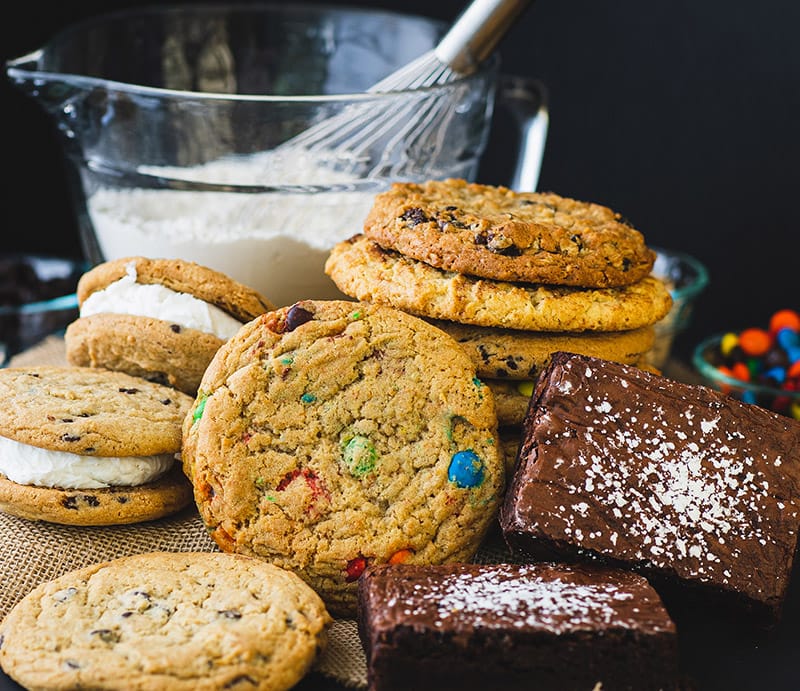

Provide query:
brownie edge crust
left=357, top=561, right=680, bottom=691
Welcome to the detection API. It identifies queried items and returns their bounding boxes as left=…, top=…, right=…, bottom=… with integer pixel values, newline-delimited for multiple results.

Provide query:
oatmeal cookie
left=325, top=235, right=672, bottom=332
left=364, top=179, right=655, bottom=287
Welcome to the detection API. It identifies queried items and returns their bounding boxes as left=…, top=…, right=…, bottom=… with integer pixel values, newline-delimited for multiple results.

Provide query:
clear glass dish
left=648, top=247, right=710, bottom=368
left=7, top=3, right=547, bottom=307
left=692, top=334, right=800, bottom=418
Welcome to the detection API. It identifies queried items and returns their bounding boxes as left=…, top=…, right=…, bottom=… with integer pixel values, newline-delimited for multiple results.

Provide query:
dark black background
left=1, top=3, right=799, bottom=690
left=3, top=0, right=798, bottom=364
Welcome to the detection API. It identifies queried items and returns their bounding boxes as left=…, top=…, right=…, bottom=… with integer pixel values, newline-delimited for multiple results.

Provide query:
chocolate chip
left=219, top=609, right=242, bottom=619
left=83, top=447, right=95, bottom=454
left=121, top=611, right=133, bottom=618
left=63, top=660, right=81, bottom=670
left=61, top=418, right=73, bottom=423
left=400, top=207, right=428, bottom=227
left=82, top=495, right=100, bottom=507
left=170, top=324, right=182, bottom=333
left=90, top=629, right=120, bottom=644
left=571, top=234, right=585, bottom=251
left=485, top=231, right=521, bottom=256
left=118, top=387, right=139, bottom=394
left=622, top=257, right=632, bottom=271
left=132, top=590, right=152, bottom=599
left=284, top=304, right=314, bottom=332
left=62, top=496, right=79, bottom=510
left=161, top=398, right=172, bottom=405
left=117, top=496, right=129, bottom=504
left=504, top=356, right=520, bottom=371
left=61, top=433, right=81, bottom=442
left=445, top=205, right=458, bottom=211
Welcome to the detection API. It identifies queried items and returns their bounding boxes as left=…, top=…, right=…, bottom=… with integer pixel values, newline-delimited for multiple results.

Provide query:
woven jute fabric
left=2, top=336, right=524, bottom=689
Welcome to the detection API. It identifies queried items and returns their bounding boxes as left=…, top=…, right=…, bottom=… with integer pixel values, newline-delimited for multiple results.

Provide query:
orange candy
left=730, top=362, right=751, bottom=382
left=388, top=549, right=414, bottom=565
left=738, top=327, right=772, bottom=357
left=769, top=308, right=800, bottom=334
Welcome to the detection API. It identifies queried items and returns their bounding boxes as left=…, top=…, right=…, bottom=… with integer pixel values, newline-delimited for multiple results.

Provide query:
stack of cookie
left=324, top=179, right=673, bottom=468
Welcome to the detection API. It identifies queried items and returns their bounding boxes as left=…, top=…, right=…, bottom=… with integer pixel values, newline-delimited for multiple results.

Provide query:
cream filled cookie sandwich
left=0, top=366, right=194, bottom=525
left=65, top=257, right=274, bottom=394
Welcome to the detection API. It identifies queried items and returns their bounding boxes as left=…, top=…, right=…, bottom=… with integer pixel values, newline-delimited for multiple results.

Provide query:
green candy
left=342, top=435, right=378, bottom=476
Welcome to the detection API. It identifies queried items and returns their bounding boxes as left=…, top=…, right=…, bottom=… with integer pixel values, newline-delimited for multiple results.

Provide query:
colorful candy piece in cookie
left=0, top=552, right=331, bottom=691
left=363, top=179, right=657, bottom=287
left=0, top=366, right=194, bottom=525
left=181, top=300, right=504, bottom=616
left=65, top=256, right=274, bottom=394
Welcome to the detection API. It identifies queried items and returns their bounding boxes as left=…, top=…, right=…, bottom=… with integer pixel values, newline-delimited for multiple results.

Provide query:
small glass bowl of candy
left=692, top=309, right=800, bottom=419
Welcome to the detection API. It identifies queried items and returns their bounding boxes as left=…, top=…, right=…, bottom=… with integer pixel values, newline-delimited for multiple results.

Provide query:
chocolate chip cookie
left=429, top=320, right=655, bottom=379
left=0, top=551, right=331, bottom=691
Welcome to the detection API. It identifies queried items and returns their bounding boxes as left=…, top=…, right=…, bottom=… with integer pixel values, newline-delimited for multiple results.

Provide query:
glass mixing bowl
left=7, top=3, right=547, bottom=307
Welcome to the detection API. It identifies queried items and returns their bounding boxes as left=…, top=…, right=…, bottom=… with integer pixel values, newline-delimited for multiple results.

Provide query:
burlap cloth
left=2, top=336, right=519, bottom=689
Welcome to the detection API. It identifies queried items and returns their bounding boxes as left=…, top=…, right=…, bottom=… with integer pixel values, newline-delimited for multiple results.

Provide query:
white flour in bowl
left=87, top=150, right=378, bottom=308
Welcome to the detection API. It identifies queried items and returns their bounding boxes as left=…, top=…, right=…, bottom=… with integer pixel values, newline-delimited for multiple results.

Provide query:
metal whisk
left=282, top=0, right=532, bottom=179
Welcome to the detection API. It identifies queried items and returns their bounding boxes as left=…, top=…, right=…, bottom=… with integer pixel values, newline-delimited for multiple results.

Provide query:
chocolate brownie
left=357, top=561, right=680, bottom=691
left=500, top=352, right=800, bottom=626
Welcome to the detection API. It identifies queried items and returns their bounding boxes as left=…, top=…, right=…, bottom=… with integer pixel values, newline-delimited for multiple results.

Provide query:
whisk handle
left=435, top=0, right=532, bottom=74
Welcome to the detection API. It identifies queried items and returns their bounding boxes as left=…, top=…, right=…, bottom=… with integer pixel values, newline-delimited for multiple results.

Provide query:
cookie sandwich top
left=76, top=256, right=274, bottom=340
left=364, top=179, right=656, bottom=287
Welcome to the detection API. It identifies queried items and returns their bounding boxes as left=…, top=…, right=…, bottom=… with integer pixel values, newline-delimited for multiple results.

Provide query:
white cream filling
left=0, top=435, right=174, bottom=489
left=80, top=261, right=243, bottom=340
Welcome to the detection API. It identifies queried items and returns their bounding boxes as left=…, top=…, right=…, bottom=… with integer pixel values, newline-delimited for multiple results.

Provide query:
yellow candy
left=791, top=400, right=800, bottom=421
left=517, top=380, right=535, bottom=397
left=720, top=332, right=739, bottom=357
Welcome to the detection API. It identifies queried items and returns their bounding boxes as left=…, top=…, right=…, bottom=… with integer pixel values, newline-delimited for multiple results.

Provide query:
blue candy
left=776, top=327, right=800, bottom=351
left=448, top=450, right=485, bottom=488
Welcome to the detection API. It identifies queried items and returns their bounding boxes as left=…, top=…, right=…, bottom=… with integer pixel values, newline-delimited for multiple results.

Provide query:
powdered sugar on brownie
left=391, top=564, right=661, bottom=634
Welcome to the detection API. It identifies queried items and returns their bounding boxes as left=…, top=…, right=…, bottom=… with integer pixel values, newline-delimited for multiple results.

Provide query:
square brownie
left=357, top=561, right=680, bottom=691
left=500, top=352, right=800, bottom=625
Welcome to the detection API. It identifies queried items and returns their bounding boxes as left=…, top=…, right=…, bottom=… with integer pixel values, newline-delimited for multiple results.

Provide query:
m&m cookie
left=181, top=300, right=504, bottom=616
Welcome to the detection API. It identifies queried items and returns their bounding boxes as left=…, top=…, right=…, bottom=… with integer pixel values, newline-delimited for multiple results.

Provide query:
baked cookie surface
left=430, top=320, right=655, bottom=379
left=0, top=466, right=192, bottom=526
left=66, top=314, right=225, bottom=394
left=325, top=236, right=672, bottom=332
left=0, top=366, right=191, bottom=456
left=67, top=257, right=274, bottom=394
left=363, top=179, right=656, bottom=287
left=0, top=551, right=331, bottom=691
left=182, top=300, right=504, bottom=616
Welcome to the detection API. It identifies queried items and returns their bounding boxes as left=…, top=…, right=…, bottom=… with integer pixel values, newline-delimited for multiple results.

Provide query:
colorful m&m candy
left=700, top=308, right=800, bottom=419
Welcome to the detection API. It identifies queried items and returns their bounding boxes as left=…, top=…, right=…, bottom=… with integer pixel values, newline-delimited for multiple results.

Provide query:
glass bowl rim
left=652, top=246, right=710, bottom=303
left=7, top=2, right=502, bottom=103
left=692, top=333, right=799, bottom=398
